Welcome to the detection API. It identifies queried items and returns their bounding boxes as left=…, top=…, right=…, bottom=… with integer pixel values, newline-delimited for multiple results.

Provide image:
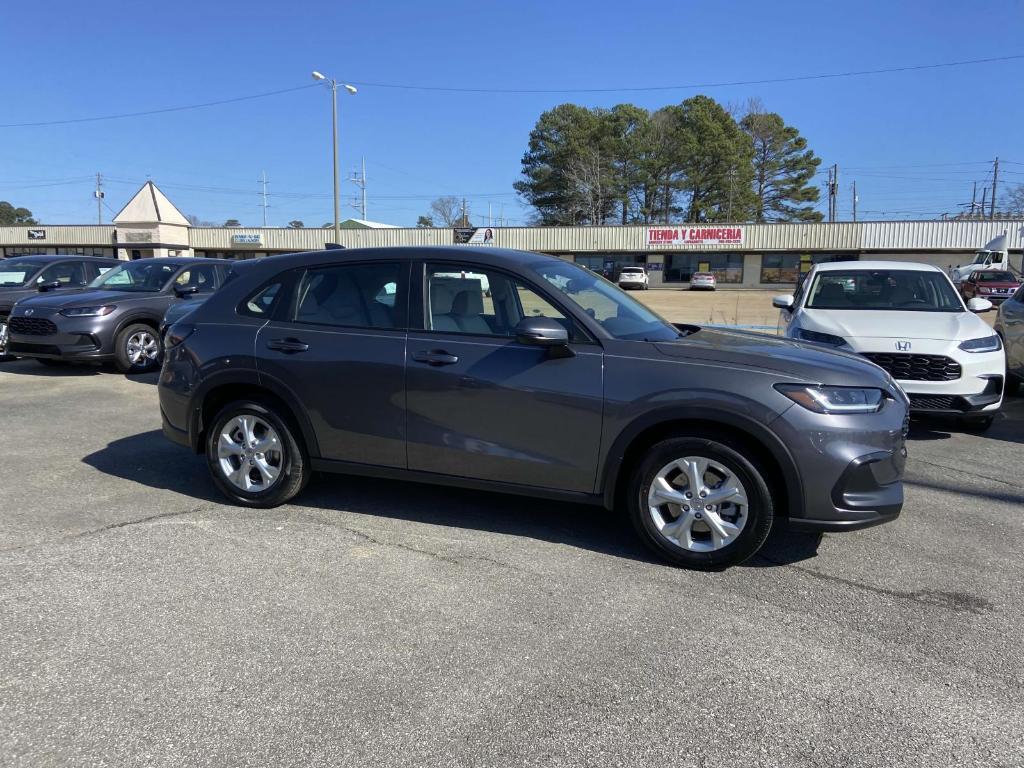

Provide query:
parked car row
left=774, top=261, right=1019, bottom=431
left=5, top=248, right=1019, bottom=570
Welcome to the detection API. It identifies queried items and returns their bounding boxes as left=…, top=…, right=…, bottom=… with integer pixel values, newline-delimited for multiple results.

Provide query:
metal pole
left=990, top=157, right=999, bottom=220
left=332, top=79, right=341, bottom=245
left=852, top=180, right=857, bottom=222
left=361, top=156, right=367, bottom=219
left=95, top=173, right=102, bottom=224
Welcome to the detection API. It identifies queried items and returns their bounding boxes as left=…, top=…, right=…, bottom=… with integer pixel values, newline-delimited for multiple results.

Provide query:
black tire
left=627, top=437, right=774, bottom=570
left=114, top=323, right=162, bottom=374
left=959, top=415, right=995, bottom=433
left=206, top=400, right=310, bottom=508
left=0, top=316, right=14, bottom=362
left=1006, top=374, right=1021, bottom=398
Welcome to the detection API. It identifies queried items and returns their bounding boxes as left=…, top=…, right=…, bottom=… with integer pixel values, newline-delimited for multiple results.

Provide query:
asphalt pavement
left=1, top=358, right=1022, bottom=767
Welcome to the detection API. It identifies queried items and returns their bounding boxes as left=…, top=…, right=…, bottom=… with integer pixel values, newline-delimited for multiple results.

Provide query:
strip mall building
left=2, top=182, right=1021, bottom=288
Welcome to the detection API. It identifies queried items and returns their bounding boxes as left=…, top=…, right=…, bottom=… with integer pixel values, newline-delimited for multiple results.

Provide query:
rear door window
left=292, top=262, right=404, bottom=330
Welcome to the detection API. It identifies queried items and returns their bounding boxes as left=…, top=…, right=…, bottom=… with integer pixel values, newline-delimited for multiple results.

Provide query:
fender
left=112, top=311, right=164, bottom=339
left=187, top=366, right=322, bottom=459
left=598, top=404, right=804, bottom=516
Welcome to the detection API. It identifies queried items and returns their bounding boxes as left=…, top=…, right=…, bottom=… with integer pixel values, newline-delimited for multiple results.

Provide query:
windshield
left=89, top=261, right=181, bottom=292
left=806, top=270, right=964, bottom=312
left=976, top=271, right=1016, bottom=283
left=530, top=260, right=680, bottom=341
left=0, top=261, right=46, bottom=288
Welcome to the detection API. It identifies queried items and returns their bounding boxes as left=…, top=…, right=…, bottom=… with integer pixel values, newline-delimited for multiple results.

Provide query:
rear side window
left=240, top=281, right=285, bottom=318
left=174, top=264, right=220, bottom=294
left=293, top=262, right=402, bottom=330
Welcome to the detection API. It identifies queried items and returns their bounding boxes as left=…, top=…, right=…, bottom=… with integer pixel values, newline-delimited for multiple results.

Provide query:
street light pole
left=312, top=71, right=357, bottom=246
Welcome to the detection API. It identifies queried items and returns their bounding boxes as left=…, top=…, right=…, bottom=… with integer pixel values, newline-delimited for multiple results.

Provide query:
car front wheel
left=0, top=316, right=13, bottom=362
left=206, top=401, right=310, bottom=508
left=627, top=437, right=774, bottom=569
left=114, top=323, right=162, bottom=374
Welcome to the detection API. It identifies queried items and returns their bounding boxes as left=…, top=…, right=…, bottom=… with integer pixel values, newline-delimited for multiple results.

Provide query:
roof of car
left=2, top=254, right=120, bottom=264
left=240, top=246, right=565, bottom=269
left=813, top=260, right=943, bottom=273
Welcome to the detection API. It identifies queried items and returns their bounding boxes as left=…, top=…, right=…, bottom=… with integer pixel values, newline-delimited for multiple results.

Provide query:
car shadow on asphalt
left=908, top=397, right=1024, bottom=446
left=0, top=358, right=158, bottom=384
left=82, top=429, right=823, bottom=569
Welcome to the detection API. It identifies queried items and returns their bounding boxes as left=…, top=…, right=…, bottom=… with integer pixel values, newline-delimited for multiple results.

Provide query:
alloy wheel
left=125, top=330, right=159, bottom=366
left=0, top=319, right=8, bottom=355
left=647, top=455, right=749, bottom=552
left=217, top=415, right=284, bottom=492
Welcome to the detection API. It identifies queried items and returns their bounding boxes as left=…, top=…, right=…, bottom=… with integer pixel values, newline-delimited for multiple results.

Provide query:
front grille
left=908, top=394, right=959, bottom=411
left=9, top=316, right=58, bottom=336
left=862, top=352, right=961, bottom=382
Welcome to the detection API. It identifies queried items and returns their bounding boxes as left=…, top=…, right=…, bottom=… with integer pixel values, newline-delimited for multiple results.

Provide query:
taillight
left=165, top=323, right=195, bottom=348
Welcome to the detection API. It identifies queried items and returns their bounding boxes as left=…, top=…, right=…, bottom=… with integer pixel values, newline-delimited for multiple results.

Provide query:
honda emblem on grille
left=23, top=309, right=33, bottom=316
left=895, top=340, right=911, bottom=351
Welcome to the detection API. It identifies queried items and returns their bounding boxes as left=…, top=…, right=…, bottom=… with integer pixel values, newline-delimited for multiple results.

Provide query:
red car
left=960, top=270, right=1021, bottom=305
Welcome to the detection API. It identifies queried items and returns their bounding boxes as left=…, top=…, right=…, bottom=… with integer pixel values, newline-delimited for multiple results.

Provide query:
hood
left=800, top=308, right=989, bottom=342
left=15, top=288, right=159, bottom=310
left=655, top=327, right=891, bottom=388
left=0, top=285, right=38, bottom=307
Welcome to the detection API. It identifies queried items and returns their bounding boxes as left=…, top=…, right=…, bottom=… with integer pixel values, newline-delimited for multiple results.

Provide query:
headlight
left=958, top=335, right=1002, bottom=353
left=59, top=305, right=116, bottom=317
left=775, top=384, right=885, bottom=414
left=797, top=328, right=847, bottom=347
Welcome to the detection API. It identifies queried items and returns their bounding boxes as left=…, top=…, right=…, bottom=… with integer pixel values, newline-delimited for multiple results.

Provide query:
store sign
left=232, top=234, right=263, bottom=245
left=124, top=231, right=153, bottom=243
left=647, top=226, right=744, bottom=246
left=453, top=227, right=497, bottom=245
left=27, top=229, right=46, bottom=240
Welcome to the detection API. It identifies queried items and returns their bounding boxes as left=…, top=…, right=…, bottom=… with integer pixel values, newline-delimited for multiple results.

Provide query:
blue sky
left=2, top=0, right=1023, bottom=227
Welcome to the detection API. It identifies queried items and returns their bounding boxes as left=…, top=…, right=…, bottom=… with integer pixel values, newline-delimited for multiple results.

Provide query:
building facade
left=3, top=183, right=1022, bottom=288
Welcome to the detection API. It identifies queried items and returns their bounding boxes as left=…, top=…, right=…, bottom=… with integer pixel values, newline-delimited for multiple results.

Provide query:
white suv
left=617, top=267, right=649, bottom=290
left=774, top=261, right=1005, bottom=431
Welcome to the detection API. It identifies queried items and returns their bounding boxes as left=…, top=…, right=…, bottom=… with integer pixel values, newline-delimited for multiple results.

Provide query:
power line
left=0, top=84, right=321, bottom=128
left=343, top=53, right=1024, bottom=94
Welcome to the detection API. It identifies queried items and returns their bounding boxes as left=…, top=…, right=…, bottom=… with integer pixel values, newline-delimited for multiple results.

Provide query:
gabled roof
left=339, top=218, right=399, bottom=229
left=112, top=181, right=190, bottom=226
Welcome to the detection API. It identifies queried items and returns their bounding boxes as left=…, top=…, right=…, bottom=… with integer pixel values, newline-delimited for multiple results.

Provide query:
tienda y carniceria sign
left=646, top=226, right=744, bottom=246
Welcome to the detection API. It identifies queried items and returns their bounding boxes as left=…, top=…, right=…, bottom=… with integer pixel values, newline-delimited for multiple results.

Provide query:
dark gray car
left=158, top=247, right=908, bottom=569
left=7, top=257, right=229, bottom=373
left=994, top=283, right=1024, bottom=396
left=0, top=254, right=121, bottom=360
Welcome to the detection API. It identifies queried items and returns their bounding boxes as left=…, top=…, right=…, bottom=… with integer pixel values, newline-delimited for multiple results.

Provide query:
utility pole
left=94, top=173, right=104, bottom=224
left=461, top=197, right=468, bottom=227
left=851, top=180, right=858, bottom=222
left=970, top=181, right=978, bottom=218
left=980, top=187, right=988, bottom=218
left=826, top=164, right=839, bottom=222
left=727, top=168, right=736, bottom=221
left=259, top=170, right=270, bottom=227
left=990, top=156, right=999, bottom=219
left=311, top=71, right=357, bottom=245
left=349, top=157, right=367, bottom=219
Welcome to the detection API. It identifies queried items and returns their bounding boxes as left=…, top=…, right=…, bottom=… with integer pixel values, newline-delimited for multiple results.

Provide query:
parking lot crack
left=760, top=558, right=995, bottom=616
left=909, top=458, right=1019, bottom=489
left=0, top=506, right=211, bottom=554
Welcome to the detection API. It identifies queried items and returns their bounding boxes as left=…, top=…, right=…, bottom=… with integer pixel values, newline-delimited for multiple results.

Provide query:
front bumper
left=773, top=395, right=907, bottom=532
left=6, top=307, right=116, bottom=361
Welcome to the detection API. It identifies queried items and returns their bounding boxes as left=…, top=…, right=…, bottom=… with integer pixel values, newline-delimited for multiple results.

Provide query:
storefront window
left=573, top=253, right=646, bottom=279
left=664, top=253, right=744, bottom=284
left=760, top=253, right=859, bottom=284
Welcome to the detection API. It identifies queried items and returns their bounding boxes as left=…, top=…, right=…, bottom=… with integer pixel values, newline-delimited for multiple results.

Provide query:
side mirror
left=37, top=280, right=62, bottom=292
left=967, top=297, right=993, bottom=313
left=515, top=316, right=570, bottom=349
left=772, top=294, right=795, bottom=310
left=174, top=284, right=199, bottom=298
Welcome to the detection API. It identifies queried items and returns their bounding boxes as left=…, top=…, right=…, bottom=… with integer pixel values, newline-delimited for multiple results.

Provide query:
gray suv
left=8, top=257, right=228, bottom=373
left=158, top=247, right=908, bottom=569
left=0, top=254, right=121, bottom=360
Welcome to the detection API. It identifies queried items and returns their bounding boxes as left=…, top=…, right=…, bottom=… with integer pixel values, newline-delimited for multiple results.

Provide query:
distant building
left=2, top=181, right=1022, bottom=288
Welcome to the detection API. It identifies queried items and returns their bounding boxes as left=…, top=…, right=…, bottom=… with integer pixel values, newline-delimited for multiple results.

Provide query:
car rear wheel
left=0, top=317, right=13, bottom=362
left=114, top=323, right=162, bottom=374
left=627, top=437, right=773, bottom=569
left=206, top=401, right=310, bottom=508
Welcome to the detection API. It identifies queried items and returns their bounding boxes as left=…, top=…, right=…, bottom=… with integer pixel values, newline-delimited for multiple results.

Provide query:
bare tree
left=429, top=196, right=463, bottom=227
left=565, top=148, right=609, bottom=225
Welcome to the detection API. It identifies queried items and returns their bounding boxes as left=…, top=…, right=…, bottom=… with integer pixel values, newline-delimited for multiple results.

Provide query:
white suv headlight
left=958, top=335, right=1002, bottom=353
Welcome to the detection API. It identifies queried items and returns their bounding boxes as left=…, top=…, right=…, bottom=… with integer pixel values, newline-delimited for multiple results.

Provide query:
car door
left=1003, top=287, right=1024, bottom=372
left=404, top=261, right=604, bottom=494
left=255, top=260, right=408, bottom=468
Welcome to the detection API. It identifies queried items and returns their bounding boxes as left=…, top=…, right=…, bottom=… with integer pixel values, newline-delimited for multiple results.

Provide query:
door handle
left=412, top=349, right=459, bottom=366
left=267, top=338, right=310, bottom=353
